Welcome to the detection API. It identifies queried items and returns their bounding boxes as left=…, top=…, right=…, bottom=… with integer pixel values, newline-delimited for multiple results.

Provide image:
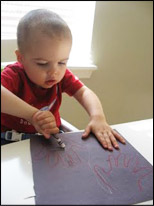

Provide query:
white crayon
left=53, top=135, right=65, bottom=149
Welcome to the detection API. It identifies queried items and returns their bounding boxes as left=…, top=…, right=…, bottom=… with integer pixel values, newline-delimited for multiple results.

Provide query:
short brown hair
left=17, top=9, right=72, bottom=53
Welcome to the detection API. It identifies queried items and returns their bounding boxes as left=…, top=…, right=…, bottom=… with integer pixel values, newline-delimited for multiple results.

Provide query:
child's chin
left=42, top=85, right=54, bottom=89
left=36, top=84, right=53, bottom=89
left=43, top=83, right=56, bottom=89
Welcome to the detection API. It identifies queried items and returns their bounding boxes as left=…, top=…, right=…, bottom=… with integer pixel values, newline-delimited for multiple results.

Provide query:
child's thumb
left=82, top=125, right=91, bottom=139
left=40, top=130, right=50, bottom=139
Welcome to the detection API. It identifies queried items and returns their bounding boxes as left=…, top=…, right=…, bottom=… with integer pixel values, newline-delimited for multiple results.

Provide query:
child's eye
left=37, top=63, right=48, bottom=67
left=58, top=62, right=66, bottom=66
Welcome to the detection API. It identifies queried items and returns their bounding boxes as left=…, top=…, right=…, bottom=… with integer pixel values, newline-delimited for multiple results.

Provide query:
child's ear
left=15, top=50, right=23, bottom=63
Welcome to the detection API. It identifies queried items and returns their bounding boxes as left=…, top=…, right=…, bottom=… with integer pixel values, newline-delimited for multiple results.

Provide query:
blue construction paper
left=30, top=131, right=153, bottom=205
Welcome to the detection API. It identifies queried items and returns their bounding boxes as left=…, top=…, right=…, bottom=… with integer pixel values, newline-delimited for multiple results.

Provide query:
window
left=1, top=1, right=97, bottom=78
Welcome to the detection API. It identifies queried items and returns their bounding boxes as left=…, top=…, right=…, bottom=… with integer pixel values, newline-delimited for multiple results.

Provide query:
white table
left=1, top=119, right=153, bottom=205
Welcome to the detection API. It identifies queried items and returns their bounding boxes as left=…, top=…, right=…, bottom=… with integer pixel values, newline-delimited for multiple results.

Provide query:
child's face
left=16, top=33, right=72, bottom=89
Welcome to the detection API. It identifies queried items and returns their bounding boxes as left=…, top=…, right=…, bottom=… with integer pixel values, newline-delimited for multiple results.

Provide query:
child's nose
left=47, top=66, right=57, bottom=75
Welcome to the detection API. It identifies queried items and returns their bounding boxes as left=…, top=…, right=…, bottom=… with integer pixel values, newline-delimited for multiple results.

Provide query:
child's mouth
left=45, top=79, right=56, bottom=86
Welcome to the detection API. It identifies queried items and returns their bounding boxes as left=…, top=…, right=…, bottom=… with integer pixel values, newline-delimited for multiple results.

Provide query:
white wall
left=60, top=1, right=153, bottom=128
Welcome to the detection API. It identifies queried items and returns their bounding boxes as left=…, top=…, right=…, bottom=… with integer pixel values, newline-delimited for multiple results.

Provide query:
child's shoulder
left=2, top=61, right=23, bottom=72
left=2, top=61, right=25, bottom=76
left=1, top=61, right=27, bottom=86
left=62, top=68, right=75, bottom=80
left=1, top=62, right=28, bottom=93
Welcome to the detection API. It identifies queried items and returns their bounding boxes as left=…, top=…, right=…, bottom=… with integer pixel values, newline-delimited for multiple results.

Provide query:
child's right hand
left=31, top=110, right=59, bottom=139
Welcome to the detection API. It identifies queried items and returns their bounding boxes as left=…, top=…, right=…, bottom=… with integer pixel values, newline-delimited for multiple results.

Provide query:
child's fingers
left=112, top=130, right=126, bottom=144
left=94, top=132, right=108, bottom=149
left=82, top=125, right=91, bottom=138
left=103, top=133, right=113, bottom=151
left=41, top=131, right=50, bottom=139
left=95, top=131, right=119, bottom=151
left=32, top=110, right=45, bottom=119
left=36, top=112, right=54, bottom=121
left=33, top=110, right=55, bottom=122
left=37, top=116, right=55, bottom=126
left=108, top=132, right=119, bottom=149
left=39, top=127, right=59, bottom=139
left=44, top=127, right=59, bottom=135
left=40, top=121, right=57, bottom=130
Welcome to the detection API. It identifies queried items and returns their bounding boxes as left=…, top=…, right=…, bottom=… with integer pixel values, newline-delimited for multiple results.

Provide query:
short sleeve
left=1, top=63, right=21, bottom=94
left=61, top=69, right=84, bottom=96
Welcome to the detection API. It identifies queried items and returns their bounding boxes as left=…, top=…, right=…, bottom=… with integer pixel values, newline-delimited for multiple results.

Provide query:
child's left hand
left=82, top=115, right=126, bottom=151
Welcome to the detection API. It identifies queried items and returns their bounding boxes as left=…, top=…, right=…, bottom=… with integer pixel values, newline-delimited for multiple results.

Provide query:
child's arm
left=1, top=85, right=59, bottom=138
left=73, top=86, right=125, bottom=151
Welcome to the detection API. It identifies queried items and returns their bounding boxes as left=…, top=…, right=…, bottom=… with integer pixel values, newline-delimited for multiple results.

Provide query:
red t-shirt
left=1, top=62, right=84, bottom=133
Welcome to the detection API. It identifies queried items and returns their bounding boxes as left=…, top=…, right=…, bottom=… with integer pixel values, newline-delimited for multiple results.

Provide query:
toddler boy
left=1, top=9, right=125, bottom=150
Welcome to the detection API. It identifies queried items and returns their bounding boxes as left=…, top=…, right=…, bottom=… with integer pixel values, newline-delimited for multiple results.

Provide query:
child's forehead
left=23, top=34, right=72, bottom=60
left=27, top=31, right=72, bottom=48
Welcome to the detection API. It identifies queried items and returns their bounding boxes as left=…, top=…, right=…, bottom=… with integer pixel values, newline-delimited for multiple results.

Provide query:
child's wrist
left=26, top=108, right=39, bottom=124
left=90, top=114, right=107, bottom=122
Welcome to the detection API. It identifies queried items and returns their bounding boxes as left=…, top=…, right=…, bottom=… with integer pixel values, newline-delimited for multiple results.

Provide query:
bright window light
left=1, top=1, right=96, bottom=66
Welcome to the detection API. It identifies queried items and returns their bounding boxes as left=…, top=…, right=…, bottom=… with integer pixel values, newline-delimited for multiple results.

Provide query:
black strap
left=1, top=129, right=64, bottom=142
left=1, top=132, right=37, bottom=141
